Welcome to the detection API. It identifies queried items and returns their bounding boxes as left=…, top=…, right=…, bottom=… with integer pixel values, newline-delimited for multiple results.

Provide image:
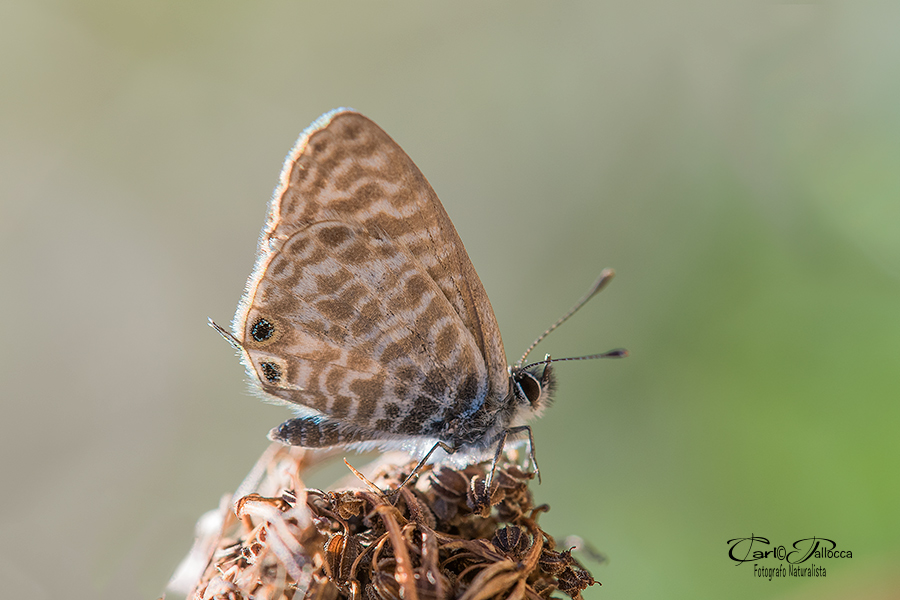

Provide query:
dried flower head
left=169, top=444, right=601, bottom=600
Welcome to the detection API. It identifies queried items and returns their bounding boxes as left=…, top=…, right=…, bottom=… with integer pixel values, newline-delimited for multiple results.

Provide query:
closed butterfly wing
left=233, top=109, right=510, bottom=441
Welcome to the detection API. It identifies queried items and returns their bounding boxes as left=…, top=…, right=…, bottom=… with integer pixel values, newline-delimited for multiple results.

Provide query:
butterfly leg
left=486, top=425, right=540, bottom=490
left=393, top=440, right=456, bottom=496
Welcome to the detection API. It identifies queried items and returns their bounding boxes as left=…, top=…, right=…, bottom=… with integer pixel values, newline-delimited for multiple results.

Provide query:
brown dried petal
left=333, top=492, right=367, bottom=520
left=397, top=487, right=438, bottom=529
left=324, top=533, right=364, bottom=583
left=370, top=570, right=402, bottom=600
left=457, top=560, right=520, bottom=600
left=428, top=467, right=469, bottom=500
left=430, top=496, right=457, bottom=522
left=491, top=467, right=532, bottom=490
left=530, top=577, right=557, bottom=600
left=306, top=574, right=342, bottom=600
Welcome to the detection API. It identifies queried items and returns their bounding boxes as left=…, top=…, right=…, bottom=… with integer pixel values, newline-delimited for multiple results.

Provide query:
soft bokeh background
left=2, top=2, right=898, bottom=599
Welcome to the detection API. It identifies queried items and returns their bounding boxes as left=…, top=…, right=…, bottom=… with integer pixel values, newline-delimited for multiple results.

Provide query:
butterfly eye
left=251, top=318, right=275, bottom=342
left=259, top=361, right=281, bottom=384
left=515, top=371, right=542, bottom=405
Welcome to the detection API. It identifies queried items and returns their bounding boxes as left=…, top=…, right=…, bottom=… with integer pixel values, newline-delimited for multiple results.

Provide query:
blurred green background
left=2, top=2, right=898, bottom=599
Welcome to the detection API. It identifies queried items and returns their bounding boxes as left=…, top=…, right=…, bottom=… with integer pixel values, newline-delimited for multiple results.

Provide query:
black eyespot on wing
left=251, top=318, right=275, bottom=342
left=260, top=361, right=281, bottom=383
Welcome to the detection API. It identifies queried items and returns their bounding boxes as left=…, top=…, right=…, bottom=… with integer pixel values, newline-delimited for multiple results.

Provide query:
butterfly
left=211, top=108, right=625, bottom=487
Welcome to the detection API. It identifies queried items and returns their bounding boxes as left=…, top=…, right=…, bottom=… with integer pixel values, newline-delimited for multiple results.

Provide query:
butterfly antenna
left=517, top=268, right=617, bottom=368
left=519, top=348, right=628, bottom=372
left=208, top=318, right=244, bottom=350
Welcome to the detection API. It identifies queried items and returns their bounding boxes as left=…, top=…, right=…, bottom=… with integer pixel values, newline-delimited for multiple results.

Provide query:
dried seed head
left=491, top=526, right=531, bottom=558
left=466, top=473, right=506, bottom=517
left=556, top=567, right=597, bottom=596
left=539, top=548, right=574, bottom=575
left=172, top=444, right=602, bottom=600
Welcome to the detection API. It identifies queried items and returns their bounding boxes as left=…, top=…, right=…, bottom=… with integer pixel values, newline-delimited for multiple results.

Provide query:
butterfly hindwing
left=239, top=220, right=490, bottom=438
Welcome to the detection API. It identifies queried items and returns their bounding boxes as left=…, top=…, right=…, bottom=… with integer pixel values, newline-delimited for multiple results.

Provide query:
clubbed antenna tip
left=517, top=269, right=617, bottom=368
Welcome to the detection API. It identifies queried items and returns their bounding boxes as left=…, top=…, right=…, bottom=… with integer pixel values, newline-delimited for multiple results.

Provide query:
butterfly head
left=509, top=356, right=557, bottom=417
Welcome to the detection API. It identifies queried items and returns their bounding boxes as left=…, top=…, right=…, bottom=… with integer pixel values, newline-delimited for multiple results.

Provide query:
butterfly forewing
left=234, top=109, right=510, bottom=439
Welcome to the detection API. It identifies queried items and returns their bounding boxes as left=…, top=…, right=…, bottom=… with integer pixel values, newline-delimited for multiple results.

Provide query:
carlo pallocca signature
left=726, top=535, right=852, bottom=580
